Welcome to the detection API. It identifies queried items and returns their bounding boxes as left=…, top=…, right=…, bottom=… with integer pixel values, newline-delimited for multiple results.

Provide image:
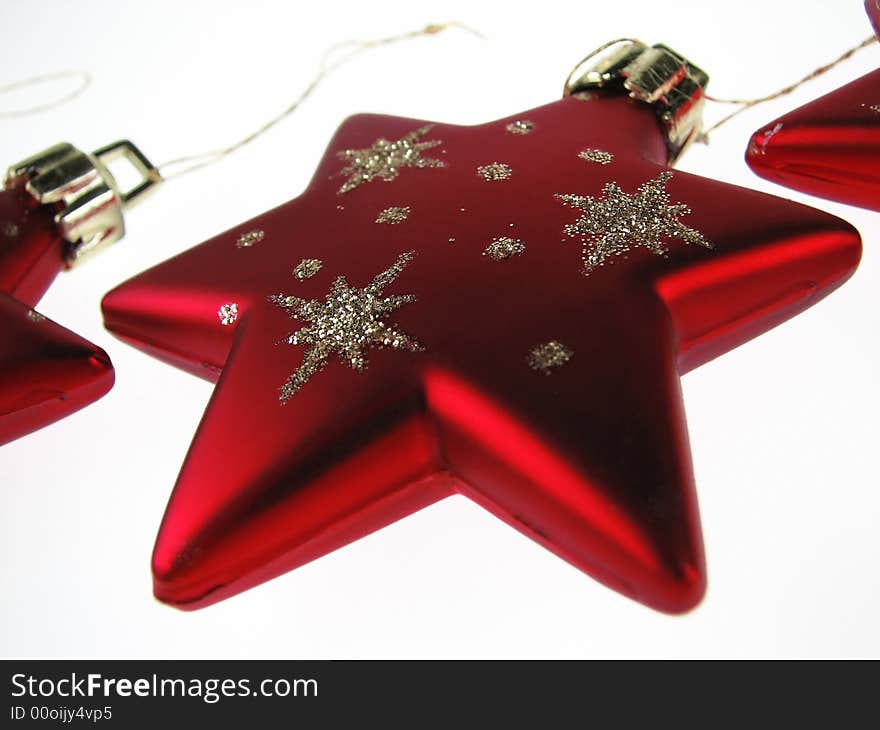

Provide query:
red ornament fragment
left=869, top=0, right=880, bottom=35
left=0, top=186, right=113, bottom=446
left=746, top=2, right=880, bottom=210
left=104, top=92, right=860, bottom=613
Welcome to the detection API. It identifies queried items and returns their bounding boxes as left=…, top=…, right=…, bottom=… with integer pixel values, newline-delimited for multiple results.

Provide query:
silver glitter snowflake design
left=268, top=252, right=423, bottom=402
left=556, top=171, right=712, bottom=275
left=293, top=258, right=323, bottom=280
left=484, top=237, right=526, bottom=260
left=528, top=341, right=573, bottom=374
left=578, top=149, right=614, bottom=165
left=375, top=206, right=410, bottom=224
left=506, top=120, right=535, bottom=135
left=337, top=125, right=445, bottom=194
left=477, top=163, right=512, bottom=181
left=218, top=302, right=239, bottom=325
left=235, top=230, right=264, bottom=248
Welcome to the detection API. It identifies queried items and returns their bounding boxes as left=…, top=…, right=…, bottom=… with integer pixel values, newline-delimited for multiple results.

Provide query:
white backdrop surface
left=0, top=0, right=877, bottom=658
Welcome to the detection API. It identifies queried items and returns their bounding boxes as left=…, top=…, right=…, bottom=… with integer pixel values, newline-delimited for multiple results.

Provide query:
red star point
left=746, top=3, right=880, bottom=210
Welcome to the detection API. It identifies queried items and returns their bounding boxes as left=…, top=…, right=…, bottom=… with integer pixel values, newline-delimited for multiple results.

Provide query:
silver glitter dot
left=477, top=162, right=512, bottom=181
left=218, top=302, right=239, bottom=326
left=871, top=104, right=880, bottom=113
left=375, top=206, right=410, bottom=224
left=572, top=91, right=595, bottom=102
left=506, top=120, right=535, bottom=135
left=578, top=149, right=614, bottom=165
left=26, top=309, right=46, bottom=322
left=235, top=230, right=264, bottom=248
left=293, top=258, right=323, bottom=281
left=556, top=171, right=713, bottom=276
left=2, top=221, right=19, bottom=239
left=484, top=237, right=526, bottom=261
left=268, top=252, right=423, bottom=402
left=528, top=341, right=573, bottom=374
left=337, top=125, right=445, bottom=194
left=448, top=237, right=456, bottom=243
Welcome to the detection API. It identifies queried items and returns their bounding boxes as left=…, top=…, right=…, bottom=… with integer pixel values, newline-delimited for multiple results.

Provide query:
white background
left=1, top=0, right=877, bottom=658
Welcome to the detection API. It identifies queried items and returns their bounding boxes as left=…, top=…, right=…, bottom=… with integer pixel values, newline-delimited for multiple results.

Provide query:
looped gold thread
left=701, top=35, right=878, bottom=139
left=156, top=21, right=483, bottom=180
left=0, top=70, right=92, bottom=118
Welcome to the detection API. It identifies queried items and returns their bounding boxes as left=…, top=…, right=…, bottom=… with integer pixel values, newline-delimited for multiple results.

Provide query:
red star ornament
left=0, top=184, right=113, bottom=446
left=103, top=88, right=860, bottom=613
left=746, top=1, right=880, bottom=210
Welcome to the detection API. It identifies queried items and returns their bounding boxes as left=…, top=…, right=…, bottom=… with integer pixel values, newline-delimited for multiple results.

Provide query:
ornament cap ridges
left=4, top=139, right=161, bottom=267
left=565, top=40, right=709, bottom=163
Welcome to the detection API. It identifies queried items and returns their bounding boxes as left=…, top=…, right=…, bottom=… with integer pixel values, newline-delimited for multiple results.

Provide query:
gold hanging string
left=0, top=70, right=92, bottom=118
left=701, top=35, right=878, bottom=139
left=156, top=21, right=483, bottom=180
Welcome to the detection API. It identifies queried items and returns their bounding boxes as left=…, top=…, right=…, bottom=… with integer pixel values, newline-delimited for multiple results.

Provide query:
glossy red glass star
left=103, top=92, right=860, bottom=613
left=0, top=187, right=113, bottom=446
left=746, top=1, right=880, bottom=210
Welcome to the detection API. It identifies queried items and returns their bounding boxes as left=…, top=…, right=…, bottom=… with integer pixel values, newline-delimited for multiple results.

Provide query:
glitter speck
left=2, top=221, right=19, bottom=239
left=556, top=171, right=713, bottom=276
left=477, top=162, right=512, bottom=181
left=268, top=252, right=423, bottom=402
left=337, top=125, right=445, bottom=194
left=375, top=206, right=410, bottom=224
left=484, top=237, right=526, bottom=261
left=219, top=303, right=239, bottom=326
left=448, top=237, right=456, bottom=243
left=528, top=341, right=573, bottom=374
left=572, top=91, right=595, bottom=102
left=871, top=104, right=880, bottom=113
left=506, top=120, right=535, bottom=135
left=293, top=258, right=323, bottom=281
left=578, top=149, right=614, bottom=165
left=27, top=309, right=46, bottom=322
left=235, top=230, right=264, bottom=248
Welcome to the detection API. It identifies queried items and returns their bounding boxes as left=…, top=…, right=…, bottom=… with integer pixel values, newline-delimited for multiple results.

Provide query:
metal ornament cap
left=5, top=139, right=160, bottom=266
left=565, top=40, right=709, bottom=162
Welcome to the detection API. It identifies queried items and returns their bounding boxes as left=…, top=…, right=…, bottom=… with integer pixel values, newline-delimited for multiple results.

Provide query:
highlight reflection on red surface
left=104, top=91, right=860, bottom=613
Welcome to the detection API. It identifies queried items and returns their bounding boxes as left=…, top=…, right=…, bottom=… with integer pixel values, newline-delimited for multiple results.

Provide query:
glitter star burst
left=337, top=126, right=445, bottom=194
left=268, top=252, right=423, bottom=402
left=557, top=171, right=712, bottom=274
